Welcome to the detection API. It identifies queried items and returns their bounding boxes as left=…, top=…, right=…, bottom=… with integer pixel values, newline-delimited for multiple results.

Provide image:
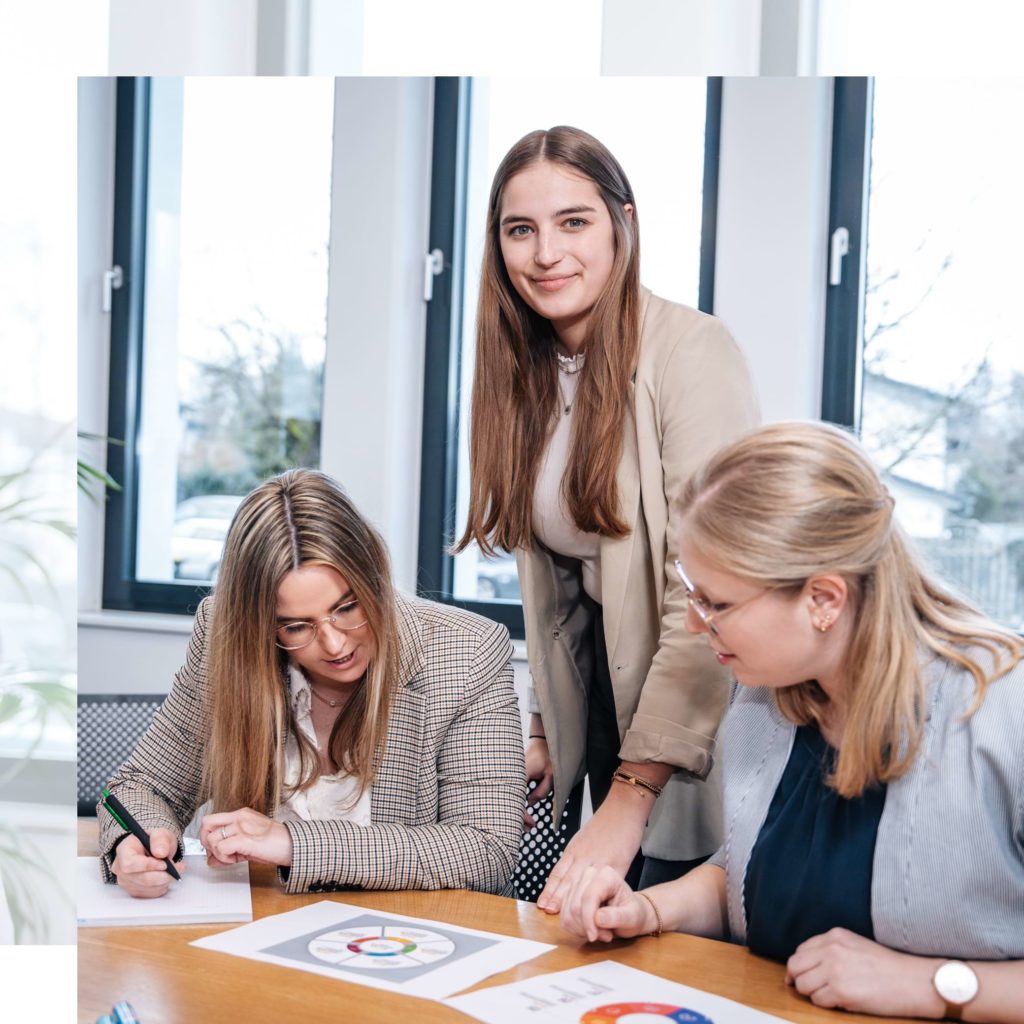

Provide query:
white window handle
left=423, top=248, right=444, bottom=302
left=829, top=227, right=850, bottom=286
left=102, top=265, right=124, bottom=313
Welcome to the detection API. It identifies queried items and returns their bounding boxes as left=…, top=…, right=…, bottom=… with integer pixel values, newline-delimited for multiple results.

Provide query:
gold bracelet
left=637, top=890, right=663, bottom=936
left=611, top=768, right=664, bottom=798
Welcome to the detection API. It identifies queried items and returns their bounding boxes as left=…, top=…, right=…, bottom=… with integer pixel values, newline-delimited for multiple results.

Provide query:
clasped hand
left=557, top=864, right=655, bottom=943
left=199, top=807, right=293, bottom=868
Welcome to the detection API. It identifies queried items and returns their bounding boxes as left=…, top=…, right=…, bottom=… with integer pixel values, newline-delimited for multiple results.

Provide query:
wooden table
left=78, top=821, right=916, bottom=1024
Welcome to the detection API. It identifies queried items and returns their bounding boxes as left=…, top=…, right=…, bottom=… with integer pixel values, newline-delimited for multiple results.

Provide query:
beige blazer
left=99, top=594, right=525, bottom=895
left=517, top=289, right=760, bottom=860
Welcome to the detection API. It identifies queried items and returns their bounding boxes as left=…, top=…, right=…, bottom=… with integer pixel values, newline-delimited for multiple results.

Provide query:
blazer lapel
left=600, top=289, right=652, bottom=674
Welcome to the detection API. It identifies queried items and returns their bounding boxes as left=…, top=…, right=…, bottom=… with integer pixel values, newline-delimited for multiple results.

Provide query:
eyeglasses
left=674, top=560, right=772, bottom=637
left=275, top=602, right=368, bottom=650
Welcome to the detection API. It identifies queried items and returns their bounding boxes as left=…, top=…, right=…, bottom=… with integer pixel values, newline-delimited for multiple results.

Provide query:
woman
left=455, top=126, right=759, bottom=902
left=560, top=422, right=1024, bottom=1022
left=100, top=469, right=525, bottom=898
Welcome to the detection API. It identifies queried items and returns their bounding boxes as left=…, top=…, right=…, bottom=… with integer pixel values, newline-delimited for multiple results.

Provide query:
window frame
left=103, top=77, right=211, bottom=616
left=103, top=77, right=335, bottom=616
left=416, top=78, right=725, bottom=639
left=822, top=77, right=1024, bottom=635
left=820, top=77, right=873, bottom=428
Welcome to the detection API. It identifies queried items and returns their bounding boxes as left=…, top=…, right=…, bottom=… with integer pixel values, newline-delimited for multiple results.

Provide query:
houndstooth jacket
left=98, top=594, right=526, bottom=896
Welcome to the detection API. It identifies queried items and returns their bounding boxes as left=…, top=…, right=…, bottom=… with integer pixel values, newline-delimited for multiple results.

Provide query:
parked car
left=171, top=495, right=244, bottom=581
left=172, top=517, right=228, bottom=581
left=476, top=551, right=521, bottom=600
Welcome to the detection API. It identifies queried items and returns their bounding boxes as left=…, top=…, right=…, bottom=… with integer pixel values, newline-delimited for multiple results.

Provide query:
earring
left=817, top=614, right=833, bottom=633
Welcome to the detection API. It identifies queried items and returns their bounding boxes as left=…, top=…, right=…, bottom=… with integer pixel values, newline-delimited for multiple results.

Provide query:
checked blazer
left=98, top=594, right=526, bottom=896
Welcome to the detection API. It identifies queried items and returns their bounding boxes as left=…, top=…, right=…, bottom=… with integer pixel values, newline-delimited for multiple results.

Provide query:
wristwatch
left=932, top=961, right=979, bottom=1020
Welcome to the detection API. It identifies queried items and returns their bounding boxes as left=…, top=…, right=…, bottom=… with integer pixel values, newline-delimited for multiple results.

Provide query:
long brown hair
left=677, top=421, right=1024, bottom=797
left=202, top=469, right=400, bottom=814
left=455, top=126, right=642, bottom=556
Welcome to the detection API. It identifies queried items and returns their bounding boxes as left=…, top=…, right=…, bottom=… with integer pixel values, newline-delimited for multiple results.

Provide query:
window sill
left=78, top=610, right=195, bottom=635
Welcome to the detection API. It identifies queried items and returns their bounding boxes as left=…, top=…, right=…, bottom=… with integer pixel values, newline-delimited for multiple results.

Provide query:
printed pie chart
left=307, top=925, right=456, bottom=970
left=581, top=1004, right=714, bottom=1024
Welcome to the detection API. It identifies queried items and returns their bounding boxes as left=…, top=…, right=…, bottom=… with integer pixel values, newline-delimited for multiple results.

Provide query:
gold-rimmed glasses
left=274, top=603, right=368, bottom=650
left=673, top=560, right=772, bottom=637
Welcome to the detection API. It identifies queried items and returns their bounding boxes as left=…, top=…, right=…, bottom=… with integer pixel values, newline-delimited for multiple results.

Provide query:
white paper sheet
left=444, top=960, right=792, bottom=1024
left=76, top=855, right=252, bottom=927
left=191, top=900, right=554, bottom=1000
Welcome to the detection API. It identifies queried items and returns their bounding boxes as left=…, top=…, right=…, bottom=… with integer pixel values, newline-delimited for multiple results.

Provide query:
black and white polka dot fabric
left=510, top=780, right=582, bottom=902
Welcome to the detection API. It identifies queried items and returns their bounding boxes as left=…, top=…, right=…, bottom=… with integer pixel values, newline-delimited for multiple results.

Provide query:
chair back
left=77, top=694, right=163, bottom=816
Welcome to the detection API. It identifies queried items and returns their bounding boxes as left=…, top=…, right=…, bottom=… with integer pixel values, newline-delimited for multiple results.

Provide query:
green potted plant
left=0, top=432, right=81, bottom=941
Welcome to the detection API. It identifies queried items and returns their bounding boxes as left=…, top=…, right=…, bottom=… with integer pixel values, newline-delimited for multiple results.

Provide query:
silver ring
left=219, top=827, right=228, bottom=840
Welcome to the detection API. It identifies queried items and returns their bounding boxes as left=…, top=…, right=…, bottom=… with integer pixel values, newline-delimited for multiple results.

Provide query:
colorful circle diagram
left=580, top=1004, right=714, bottom=1024
left=307, top=926, right=456, bottom=970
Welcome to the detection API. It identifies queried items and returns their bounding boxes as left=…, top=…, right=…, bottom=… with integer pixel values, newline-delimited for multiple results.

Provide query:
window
left=825, top=78, right=1024, bottom=631
left=103, top=77, right=334, bottom=614
left=418, top=78, right=722, bottom=637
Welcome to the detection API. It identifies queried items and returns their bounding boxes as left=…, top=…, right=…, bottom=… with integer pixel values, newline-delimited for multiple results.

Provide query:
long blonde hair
left=677, top=421, right=1023, bottom=797
left=455, top=126, right=641, bottom=555
left=202, top=469, right=400, bottom=813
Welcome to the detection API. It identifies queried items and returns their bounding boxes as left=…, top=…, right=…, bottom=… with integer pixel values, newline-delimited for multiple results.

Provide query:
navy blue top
left=744, top=723, right=887, bottom=962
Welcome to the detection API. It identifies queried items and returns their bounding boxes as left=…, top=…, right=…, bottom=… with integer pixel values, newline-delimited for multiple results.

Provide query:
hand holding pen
left=102, top=789, right=185, bottom=898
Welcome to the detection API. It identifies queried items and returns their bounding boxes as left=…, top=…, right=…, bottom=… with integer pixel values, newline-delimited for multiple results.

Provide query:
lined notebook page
left=77, top=854, right=252, bottom=927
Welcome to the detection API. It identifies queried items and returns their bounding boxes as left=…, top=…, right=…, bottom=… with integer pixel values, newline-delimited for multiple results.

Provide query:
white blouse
left=532, top=354, right=602, bottom=604
left=276, top=664, right=372, bottom=826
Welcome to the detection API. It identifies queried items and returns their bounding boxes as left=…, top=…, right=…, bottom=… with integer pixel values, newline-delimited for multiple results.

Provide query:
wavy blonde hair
left=676, top=421, right=1023, bottom=797
left=202, top=470, right=400, bottom=814
left=455, top=126, right=641, bottom=555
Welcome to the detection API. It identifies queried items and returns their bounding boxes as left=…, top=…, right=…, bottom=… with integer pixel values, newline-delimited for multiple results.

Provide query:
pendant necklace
left=310, top=685, right=341, bottom=708
left=556, top=349, right=585, bottom=416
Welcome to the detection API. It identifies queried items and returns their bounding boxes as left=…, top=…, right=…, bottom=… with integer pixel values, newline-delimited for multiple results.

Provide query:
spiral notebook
left=77, top=853, right=252, bottom=927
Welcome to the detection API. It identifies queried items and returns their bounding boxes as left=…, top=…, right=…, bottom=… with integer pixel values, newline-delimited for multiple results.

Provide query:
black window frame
left=821, top=77, right=873, bottom=428
left=416, top=77, right=725, bottom=639
left=103, top=77, right=211, bottom=616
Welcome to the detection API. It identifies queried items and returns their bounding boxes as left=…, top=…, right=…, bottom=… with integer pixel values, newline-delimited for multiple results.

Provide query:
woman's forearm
left=959, top=961, right=1024, bottom=1024
left=647, top=863, right=728, bottom=940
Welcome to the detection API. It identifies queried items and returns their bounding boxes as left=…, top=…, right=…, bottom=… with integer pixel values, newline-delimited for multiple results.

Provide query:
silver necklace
left=556, top=349, right=584, bottom=415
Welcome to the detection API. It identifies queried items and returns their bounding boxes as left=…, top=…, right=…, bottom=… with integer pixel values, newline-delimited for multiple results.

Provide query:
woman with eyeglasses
left=454, top=125, right=759, bottom=905
left=560, top=422, right=1024, bottom=1022
left=100, top=469, right=525, bottom=898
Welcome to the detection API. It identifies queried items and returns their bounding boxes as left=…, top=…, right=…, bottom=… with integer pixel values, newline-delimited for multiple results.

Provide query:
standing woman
left=455, top=126, right=759, bottom=905
left=100, top=469, right=524, bottom=897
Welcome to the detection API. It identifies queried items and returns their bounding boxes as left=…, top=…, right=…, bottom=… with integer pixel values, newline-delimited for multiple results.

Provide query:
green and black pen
left=101, top=788, right=181, bottom=881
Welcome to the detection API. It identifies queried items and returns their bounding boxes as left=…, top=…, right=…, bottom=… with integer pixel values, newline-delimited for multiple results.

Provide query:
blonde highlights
left=677, top=421, right=1023, bottom=797
left=202, top=470, right=400, bottom=814
left=456, top=126, right=641, bottom=555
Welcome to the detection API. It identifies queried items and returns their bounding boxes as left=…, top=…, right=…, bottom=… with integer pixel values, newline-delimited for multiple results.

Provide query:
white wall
left=319, top=78, right=432, bottom=591
left=815, top=0, right=1024, bottom=74
left=602, top=0, right=762, bottom=74
left=107, top=0, right=259, bottom=74
left=714, top=77, right=832, bottom=422
left=77, top=77, right=833, bottom=696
